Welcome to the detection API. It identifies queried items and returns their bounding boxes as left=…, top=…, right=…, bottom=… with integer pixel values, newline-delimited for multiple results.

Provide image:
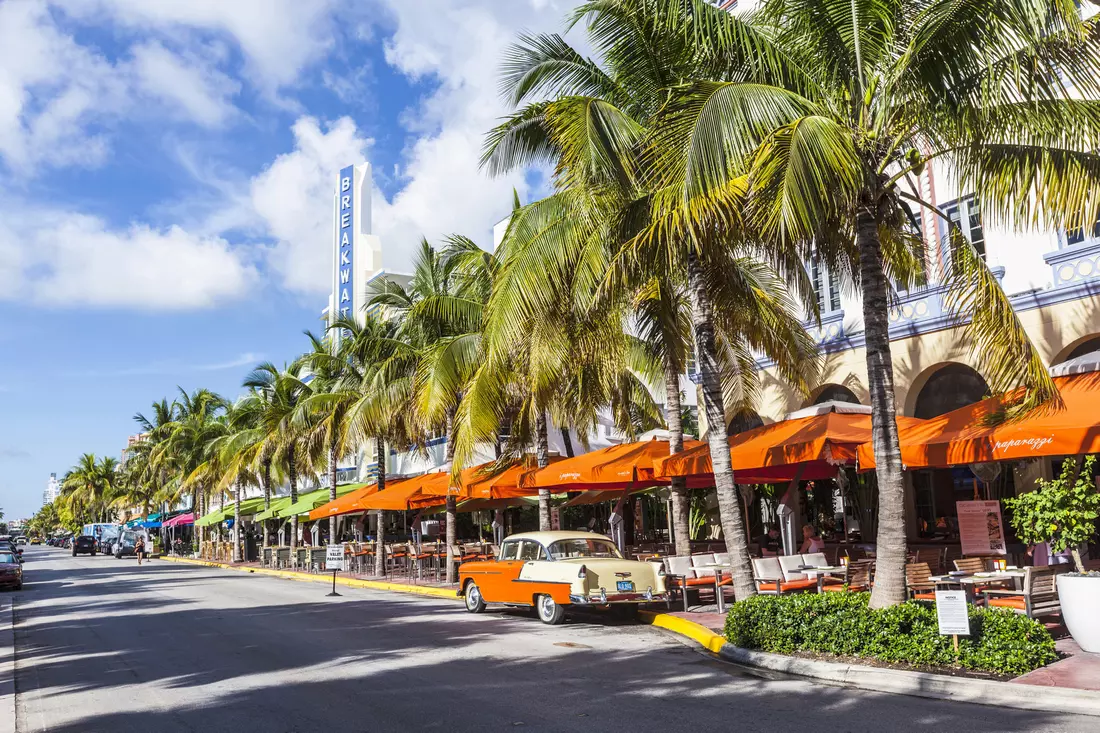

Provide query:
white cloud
left=67, top=352, right=265, bottom=377
left=365, top=0, right=574, bottom=270
left=250, top=116, right=372, bottom=295
left=0, top=208, right=256, bottom=309
left=56, top=0, right=339, bottom=94
left=0, top=1, right=125, bottom=171
left=130, top=41, right=240, bottom=127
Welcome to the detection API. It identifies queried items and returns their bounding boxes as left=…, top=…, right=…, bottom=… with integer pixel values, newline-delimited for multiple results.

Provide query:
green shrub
left=724, top=593, right=1057, bottom=677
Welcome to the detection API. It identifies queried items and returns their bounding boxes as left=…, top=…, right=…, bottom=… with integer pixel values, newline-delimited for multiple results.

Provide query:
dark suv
left=72, top=536, right=97, bottom=557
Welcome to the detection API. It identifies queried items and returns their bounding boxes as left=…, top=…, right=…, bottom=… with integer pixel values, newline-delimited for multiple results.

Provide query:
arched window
left=812, top=384, right=861, bottom=405
left=1065, top=336, right=1100, bottom=362
left=913, top=364, right=989, bottom=419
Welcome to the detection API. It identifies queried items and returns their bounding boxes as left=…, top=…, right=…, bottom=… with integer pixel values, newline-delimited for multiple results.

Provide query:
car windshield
left=0, top=553, right=16, bottom=564
left=548, top=538, right=622, bottom=560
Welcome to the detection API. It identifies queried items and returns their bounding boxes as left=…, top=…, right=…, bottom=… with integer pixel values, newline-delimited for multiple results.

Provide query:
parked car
left=30, top=537, right=41, bottom=545
left=0, top=551, right=22, bottom=590
left=0, top=541, right=23, bottom=561
left=458, top=531, right=668, bottom=625
left=98, top=535, right=117, bottom=555
left=71, top=535, right=97, bottom=556
left=14, top=536, right=27, bottom=546
left=114, top=530, right=146, bottom=558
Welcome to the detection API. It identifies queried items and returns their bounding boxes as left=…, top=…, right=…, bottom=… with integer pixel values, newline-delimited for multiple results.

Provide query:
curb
left=641, top=612, right=1100, bottom=718
left=157, top=555, right=461, bottom=601
left=0, top=599, right=15, bottom=733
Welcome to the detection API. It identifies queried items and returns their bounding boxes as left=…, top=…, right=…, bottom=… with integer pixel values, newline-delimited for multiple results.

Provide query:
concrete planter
left=1057, top=574, right=1100, bottom=653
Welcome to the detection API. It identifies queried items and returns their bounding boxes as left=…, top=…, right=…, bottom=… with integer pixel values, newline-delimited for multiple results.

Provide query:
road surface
left=6, top=545, right=1094, bottom=732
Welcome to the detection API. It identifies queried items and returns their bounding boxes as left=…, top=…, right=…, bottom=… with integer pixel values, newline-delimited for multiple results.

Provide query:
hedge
left=724, top=592, right=1057, bottom=677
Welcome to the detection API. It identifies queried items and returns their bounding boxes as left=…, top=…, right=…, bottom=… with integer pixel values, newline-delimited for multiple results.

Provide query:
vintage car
left=457, top=530, right=667, bottom=624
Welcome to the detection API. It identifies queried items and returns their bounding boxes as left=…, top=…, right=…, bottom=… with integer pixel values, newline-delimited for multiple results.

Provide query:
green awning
left=282, top=484, right=364, bottom=518
left=194, top=497, right=269, bottom=527
left=253, top=496, right=294, bottom=522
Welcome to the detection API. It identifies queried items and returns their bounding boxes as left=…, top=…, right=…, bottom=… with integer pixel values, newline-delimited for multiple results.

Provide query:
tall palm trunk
left=445, top=411, right=458, bottom=584
left=535, top=409, right=551, bottom=531
left=560, top=427, right=575, bottom=458
left=686, top=251, right=755, bottom=600
left=194, top=488, right=203, bottom=550
left=374, top=437, right=387, bottom=577
left=232, top=479, right=242, bottom=563
left=288, top=446, right=299, bottom=555
left=261, top=458, right=271, bottom=549
left=858, top=204, right=907, bottom=609
left=328, top=439, right=339, bottom=547
left=664, top=362, right=691, bottom=557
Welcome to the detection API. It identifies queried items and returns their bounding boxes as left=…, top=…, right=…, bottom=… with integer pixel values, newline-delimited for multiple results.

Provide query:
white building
left=43, top=472, right=60, bottom=506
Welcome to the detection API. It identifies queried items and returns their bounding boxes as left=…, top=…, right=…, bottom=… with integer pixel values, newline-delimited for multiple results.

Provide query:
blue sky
left=0, top=0, right=577, bottom=519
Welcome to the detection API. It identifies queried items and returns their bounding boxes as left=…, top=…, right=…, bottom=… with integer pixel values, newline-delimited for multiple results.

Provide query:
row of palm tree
left=471, top=0, right=1100, bottom=606
left=49, top=1, right=1100, bottom=610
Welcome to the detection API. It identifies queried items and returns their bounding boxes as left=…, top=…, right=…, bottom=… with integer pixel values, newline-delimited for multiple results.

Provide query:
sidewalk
left=157, top=555, right=460, bottom=600
left=660, top=609, right=1100, bottom=697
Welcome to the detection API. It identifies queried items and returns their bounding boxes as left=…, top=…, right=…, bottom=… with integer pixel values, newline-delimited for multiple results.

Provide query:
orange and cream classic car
left=457, top=531, right=668, bottom=624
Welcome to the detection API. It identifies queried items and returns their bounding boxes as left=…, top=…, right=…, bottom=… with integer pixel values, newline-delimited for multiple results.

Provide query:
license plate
left=616, top=580, right=634, bottom=592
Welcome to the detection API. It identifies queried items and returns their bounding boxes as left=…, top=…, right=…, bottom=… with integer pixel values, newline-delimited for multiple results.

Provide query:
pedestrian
left=135, top=534, right=146, bottom=565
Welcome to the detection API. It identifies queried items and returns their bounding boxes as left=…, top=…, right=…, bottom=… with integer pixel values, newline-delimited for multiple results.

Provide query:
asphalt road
left=5, top=545, right=1095, bottom=733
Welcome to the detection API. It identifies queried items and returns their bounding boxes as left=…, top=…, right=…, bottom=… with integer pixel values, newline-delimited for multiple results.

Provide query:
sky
left=0, top=0, right=581, bottom=519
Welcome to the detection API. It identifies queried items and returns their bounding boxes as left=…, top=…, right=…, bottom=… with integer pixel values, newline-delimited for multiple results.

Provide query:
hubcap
left=540, top=597, right=555, bottom=617
left=467, top=586, right=480, bottom=608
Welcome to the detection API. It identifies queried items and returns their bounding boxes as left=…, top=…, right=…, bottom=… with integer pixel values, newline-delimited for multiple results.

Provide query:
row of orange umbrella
left=308, top=370, right=1100, bottom=520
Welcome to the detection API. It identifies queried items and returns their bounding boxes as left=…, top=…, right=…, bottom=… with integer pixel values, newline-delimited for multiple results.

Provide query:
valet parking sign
left=338, top=165, right=355, bottom=335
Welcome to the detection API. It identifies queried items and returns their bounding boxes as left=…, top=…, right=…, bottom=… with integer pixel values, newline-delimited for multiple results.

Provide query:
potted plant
left=1006, top=456, right=1100, bottom=652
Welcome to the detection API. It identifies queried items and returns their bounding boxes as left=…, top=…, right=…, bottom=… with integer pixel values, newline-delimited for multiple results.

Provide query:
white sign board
left=956, top=500, right=1007, bottom=557
left=935, top=590, right=971, bottom=636
left=325, top=544, right=345, bottom=571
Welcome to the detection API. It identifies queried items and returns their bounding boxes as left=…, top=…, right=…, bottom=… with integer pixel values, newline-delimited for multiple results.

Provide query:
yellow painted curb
left=641, top=611, right=727, bottom=654
left=158, top=555, right=460, bottom=600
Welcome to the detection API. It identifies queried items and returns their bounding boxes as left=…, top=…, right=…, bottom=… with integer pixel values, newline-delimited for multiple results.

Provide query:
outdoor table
left=699, top=563, right=734, bottom=614
left=930, top=571, right=1022, bottom=603
left=798, top=565, right=848, bottom=592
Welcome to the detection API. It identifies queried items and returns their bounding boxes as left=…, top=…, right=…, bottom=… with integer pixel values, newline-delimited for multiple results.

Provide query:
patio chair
left=690, top=553, right=717, bottom=577
left=981, top=566, right=1061, bottom=619
left=778, top=556, right=810, bottom=582
left=822, top=560, right=873, bottom=592
left=905, top=562, right=937, bottom=601
left=845, top=547, right=867, bottom=563
left=913, top=548, right=943, bottom=573
left=663, top=555, right=718, bottom=611
left=752, top=558, right=816, bottom=594
left=802, top=552, right=829, bottom=568
left=953, top=556, right=991, bottom=574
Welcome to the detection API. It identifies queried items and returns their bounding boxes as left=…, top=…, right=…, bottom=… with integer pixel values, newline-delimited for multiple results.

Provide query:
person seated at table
left=800, top=524, right=825, bottom=554
left=754, top=525, right=781, bottom=556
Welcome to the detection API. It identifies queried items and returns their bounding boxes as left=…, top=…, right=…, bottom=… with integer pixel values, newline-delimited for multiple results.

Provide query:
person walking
left=135, top=534, right=146, bottom=566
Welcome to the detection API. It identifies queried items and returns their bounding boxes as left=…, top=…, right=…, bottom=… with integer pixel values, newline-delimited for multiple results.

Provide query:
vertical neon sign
left=338, top=165, right=354, bottom=336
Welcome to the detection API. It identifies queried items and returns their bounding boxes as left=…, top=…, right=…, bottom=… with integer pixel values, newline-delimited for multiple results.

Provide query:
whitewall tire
left=536, top=594, right=566, bottom=625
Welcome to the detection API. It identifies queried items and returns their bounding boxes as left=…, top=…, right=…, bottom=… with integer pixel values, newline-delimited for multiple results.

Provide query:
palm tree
left=60, top=454, right=120, bottom=524
left=639, top=0, right=1100, bottom=606
left=243, top=362, right=317, bottom=553
left=335, top=312, right=421, bottom=577
left=158, top=389, right=229, bottom=548
left=481, top=0, right=818, bottom=596
left=299, top=330, right=359, bottom=549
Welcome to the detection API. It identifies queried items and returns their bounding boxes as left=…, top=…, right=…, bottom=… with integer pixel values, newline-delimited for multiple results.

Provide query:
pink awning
left=163, top=513, right=194, bottom=527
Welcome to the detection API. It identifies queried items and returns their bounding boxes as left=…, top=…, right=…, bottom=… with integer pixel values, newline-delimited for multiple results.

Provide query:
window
left=1066, top=211, right=1100, bottom=247
left=810, top=254, right=841, bottom=314
left=548, top=538, right=622, bottom=560
left=943, top=196, right=986, bottom=259
left=0, top=554, right=15, bottom=564
left=517, top=541, right=547, bottom=561
left=499, top=541, right=519, bottom=561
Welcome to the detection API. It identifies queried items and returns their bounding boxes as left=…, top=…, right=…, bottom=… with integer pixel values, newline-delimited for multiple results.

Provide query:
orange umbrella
left=358, top=474, right=445, bottom=511
left=307, top=482, right=381, bottom=521
left=655, top=412, right=926, bottom=482
left=859, top=372, right=1100, bottom=469
left=522, top=438, right=705, bottom=490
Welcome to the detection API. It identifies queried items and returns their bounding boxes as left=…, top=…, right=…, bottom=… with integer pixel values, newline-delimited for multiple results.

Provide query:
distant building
left=120, top=433, right=149, bottom=467
left=43, top=472, right=60, bottom=506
